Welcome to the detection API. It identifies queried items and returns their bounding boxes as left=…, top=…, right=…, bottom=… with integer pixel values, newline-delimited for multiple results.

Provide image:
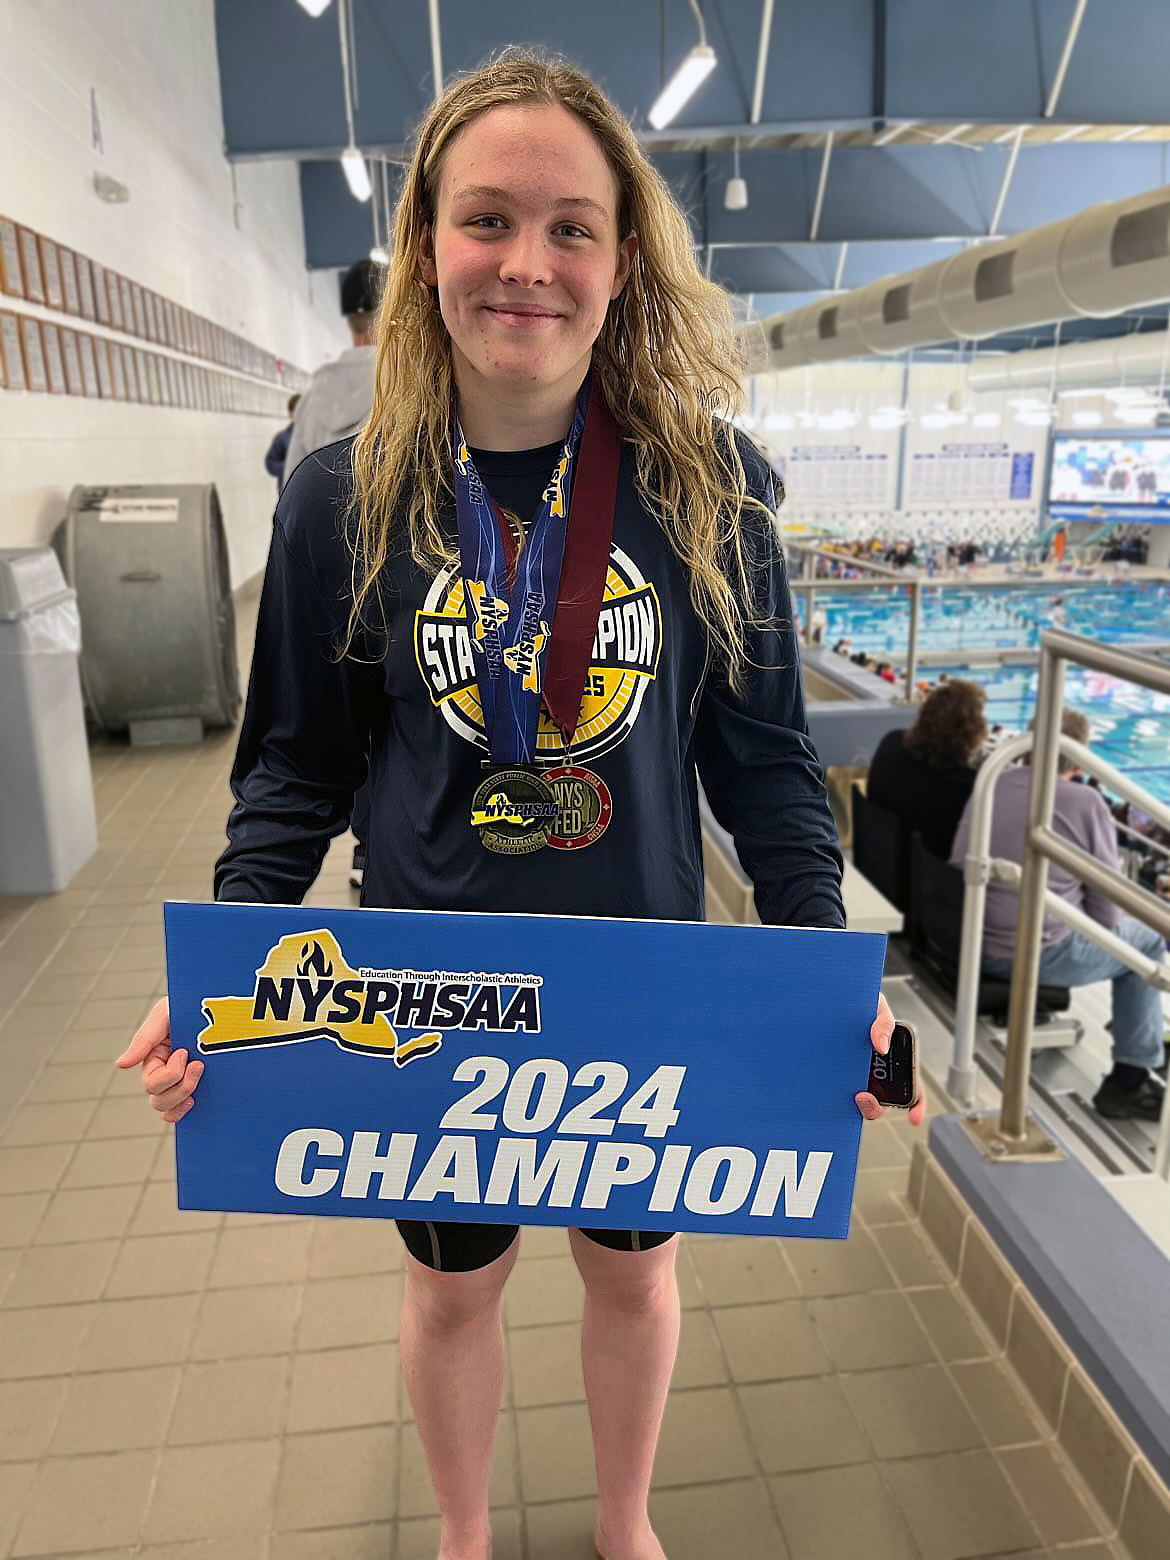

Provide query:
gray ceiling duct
left=966, top=329, right=1170, bottom=394
left=760, top=185, right=1170, bottom=373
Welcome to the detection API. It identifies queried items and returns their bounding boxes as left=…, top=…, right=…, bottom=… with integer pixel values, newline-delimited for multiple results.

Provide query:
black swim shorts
left=396, top=1220, right=675, bottom=1271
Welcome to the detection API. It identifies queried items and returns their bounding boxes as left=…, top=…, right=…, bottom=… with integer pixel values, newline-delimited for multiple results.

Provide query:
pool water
left=932, top=663, right=1170, bottom=807
left=815, top=582, right=1170, bottom=806
left=817, top=582, right=1170, bottom=657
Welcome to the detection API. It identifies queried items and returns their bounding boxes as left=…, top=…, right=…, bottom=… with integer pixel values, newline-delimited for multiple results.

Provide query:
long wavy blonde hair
left=348, top=48, right=773, bottom=691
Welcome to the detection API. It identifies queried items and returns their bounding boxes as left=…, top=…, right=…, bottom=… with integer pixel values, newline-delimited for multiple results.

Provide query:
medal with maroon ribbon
left=453, top=374, right=621, bottom=853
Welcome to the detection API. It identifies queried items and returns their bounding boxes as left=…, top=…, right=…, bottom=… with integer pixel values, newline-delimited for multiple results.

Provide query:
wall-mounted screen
left=1048, top=432, right=1170, bottom=523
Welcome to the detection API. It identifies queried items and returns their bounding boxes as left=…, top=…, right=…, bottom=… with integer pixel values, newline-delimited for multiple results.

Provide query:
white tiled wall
left=0, top=0, right=350, bottom=587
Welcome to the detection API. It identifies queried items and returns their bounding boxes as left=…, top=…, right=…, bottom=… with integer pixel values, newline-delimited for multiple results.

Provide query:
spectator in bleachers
left=950, top=709, right=1168, bottom=1121
left=867, top=679, right=987, bottom=859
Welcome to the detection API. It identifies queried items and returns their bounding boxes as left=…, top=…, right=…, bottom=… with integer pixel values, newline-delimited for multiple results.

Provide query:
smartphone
left=867, top=1021, right=918, bottom=1109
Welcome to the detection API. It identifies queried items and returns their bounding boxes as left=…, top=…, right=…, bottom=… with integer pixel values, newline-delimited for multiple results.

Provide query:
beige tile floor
left=0, top=599, right=1125, bottom=1559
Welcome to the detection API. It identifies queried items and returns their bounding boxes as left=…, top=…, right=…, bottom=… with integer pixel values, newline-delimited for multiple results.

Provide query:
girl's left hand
left=855, top=991, right=927, bottom=1127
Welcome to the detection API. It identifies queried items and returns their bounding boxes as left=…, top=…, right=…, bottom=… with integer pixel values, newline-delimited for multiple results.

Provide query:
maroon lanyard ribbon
left=490, top=380, right=622, bottom=749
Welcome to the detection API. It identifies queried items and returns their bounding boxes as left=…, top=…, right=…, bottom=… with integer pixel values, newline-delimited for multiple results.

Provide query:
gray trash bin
left=60, top=483, right=240, bottom=745
left=0, top=547, right=98, bottom=895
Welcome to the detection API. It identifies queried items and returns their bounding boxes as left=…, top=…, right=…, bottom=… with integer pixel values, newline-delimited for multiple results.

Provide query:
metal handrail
left=791, top=542, right=907, bottom=581
left=1116, top=823, right=1170, bottom=863
left=785, top=540, right=923, bottom=699
left=950, top=630, right=1170, bottom=1178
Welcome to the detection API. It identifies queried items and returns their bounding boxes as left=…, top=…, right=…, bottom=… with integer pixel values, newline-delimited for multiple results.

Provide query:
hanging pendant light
left=725, top=139, right=748, bottom=210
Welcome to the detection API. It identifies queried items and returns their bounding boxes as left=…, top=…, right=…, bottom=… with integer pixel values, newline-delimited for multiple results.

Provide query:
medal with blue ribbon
left=453, top=374, right=622, bottom=853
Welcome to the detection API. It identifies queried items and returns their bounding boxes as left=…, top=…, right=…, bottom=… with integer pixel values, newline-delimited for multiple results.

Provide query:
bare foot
left=595, top=1521, right=666, bottom=1560
left=437, top=1519, right=491, bottom=1560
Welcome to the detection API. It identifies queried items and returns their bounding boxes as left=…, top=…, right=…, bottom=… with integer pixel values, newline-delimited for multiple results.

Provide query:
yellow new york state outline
left=197, top=930, right=440, bottom=1066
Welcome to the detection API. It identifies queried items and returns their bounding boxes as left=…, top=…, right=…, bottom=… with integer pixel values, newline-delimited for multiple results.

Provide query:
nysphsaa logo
left=197, top=931, right=542, bottom=1066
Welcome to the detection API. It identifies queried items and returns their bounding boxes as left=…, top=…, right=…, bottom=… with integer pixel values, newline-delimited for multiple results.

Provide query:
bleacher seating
left=851, top=785, right=913, bottom=918
left=851, top=782, right=1072, bottom=1023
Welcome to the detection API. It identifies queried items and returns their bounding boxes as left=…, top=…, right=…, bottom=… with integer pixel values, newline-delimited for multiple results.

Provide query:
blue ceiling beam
left=302, top=136, right=1167, bottom=273
left=213, top=0, right=1165, bottom=160
left=709, top=241, right=969, bottom=298
left=886, top=0, right=1170, bottom=124
left=300, top=160, right=377, bottom=272
left=701, top=145, right=1167, bottom=246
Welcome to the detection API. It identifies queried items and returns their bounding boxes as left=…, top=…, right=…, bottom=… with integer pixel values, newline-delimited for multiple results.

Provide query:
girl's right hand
left=115, top=998, right=204, bottom=1123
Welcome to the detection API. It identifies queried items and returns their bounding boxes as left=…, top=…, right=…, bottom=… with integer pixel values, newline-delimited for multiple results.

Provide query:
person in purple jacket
left=951, top=708, right=1168, bottom=1121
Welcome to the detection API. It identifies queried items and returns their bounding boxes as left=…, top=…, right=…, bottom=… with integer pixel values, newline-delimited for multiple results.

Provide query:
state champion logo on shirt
left=414, top=542, right=663, bottom=766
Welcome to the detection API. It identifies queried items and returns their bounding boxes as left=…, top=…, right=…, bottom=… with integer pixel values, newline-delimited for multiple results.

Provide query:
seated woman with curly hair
left=867, top=679, right=988, bottom=859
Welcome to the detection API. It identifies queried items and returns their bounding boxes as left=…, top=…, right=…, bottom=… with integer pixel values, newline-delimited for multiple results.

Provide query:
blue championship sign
left=164, top=903, right=886, bottom=1241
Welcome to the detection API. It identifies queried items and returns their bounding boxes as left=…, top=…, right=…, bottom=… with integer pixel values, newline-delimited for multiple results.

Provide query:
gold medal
left=470, top=769, right=559, bottom=855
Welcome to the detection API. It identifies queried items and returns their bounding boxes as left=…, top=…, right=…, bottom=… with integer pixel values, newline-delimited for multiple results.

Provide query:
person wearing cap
left=281, top=259, right=382, bottom=486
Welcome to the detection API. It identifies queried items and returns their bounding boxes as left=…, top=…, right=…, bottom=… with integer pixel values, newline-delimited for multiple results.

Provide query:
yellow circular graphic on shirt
left=413, top=543, right=662, bottom=766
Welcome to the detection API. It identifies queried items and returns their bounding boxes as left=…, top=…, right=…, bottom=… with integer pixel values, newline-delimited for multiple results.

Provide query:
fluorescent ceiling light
left=763, top=412, right=794, bottom=430
left=1112, top=125, right=1150, bottom=142
left=1053, top=124, right=1090, bottom=143
left=296, top=0, right=333, bottom=15
left=369, top=245, right=389, bottom=265
left=1072, top=410, right=1102, bottom=425
left=868, top=414, right=903, bottom=430
left=1007, top=396, right=1047, bottom=410
left=1125, top=405, right=1159, bottom=421
left=1016, top=410, right=1055, bottom=426
left=342, top=147, right=372, bottom=202
left=648, top=46, right=717, bottom=129
left=920, top=411, right=967, bottom=428
left=817, top=410, right=859, bottom=430
left=972, top=412, right=1001, bottom=427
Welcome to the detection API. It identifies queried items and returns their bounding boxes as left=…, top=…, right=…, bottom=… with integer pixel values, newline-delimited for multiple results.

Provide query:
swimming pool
left=932, top=663, right=1170, bottom=806
left=816, top=581, right=1170, bottom=657
left=815, top=582, right=1170, bottom=805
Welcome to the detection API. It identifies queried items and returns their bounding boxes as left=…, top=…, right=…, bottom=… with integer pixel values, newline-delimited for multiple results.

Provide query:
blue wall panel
left=300, top=160, right=377, bottom=272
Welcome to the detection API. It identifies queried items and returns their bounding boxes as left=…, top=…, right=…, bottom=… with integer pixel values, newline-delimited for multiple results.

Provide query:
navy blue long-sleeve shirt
left=215, top=432, right=844, bottom=931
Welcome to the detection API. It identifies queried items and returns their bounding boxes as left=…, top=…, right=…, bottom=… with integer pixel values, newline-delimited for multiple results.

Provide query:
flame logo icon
left=197, top=930, right=444, bottom=1065
left=297, top=941, right=333, bottom=980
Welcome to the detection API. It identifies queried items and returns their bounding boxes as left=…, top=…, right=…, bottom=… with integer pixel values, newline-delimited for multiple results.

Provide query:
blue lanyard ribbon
left=452, top=378, right=589, bottom=765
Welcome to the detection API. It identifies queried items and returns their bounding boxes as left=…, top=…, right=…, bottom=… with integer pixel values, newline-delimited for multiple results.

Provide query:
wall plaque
left=60, top=247, right=81, bottom=315
left=18, top=227, right=46, bottom=304
left=0, top=219, right=24, bottom=298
